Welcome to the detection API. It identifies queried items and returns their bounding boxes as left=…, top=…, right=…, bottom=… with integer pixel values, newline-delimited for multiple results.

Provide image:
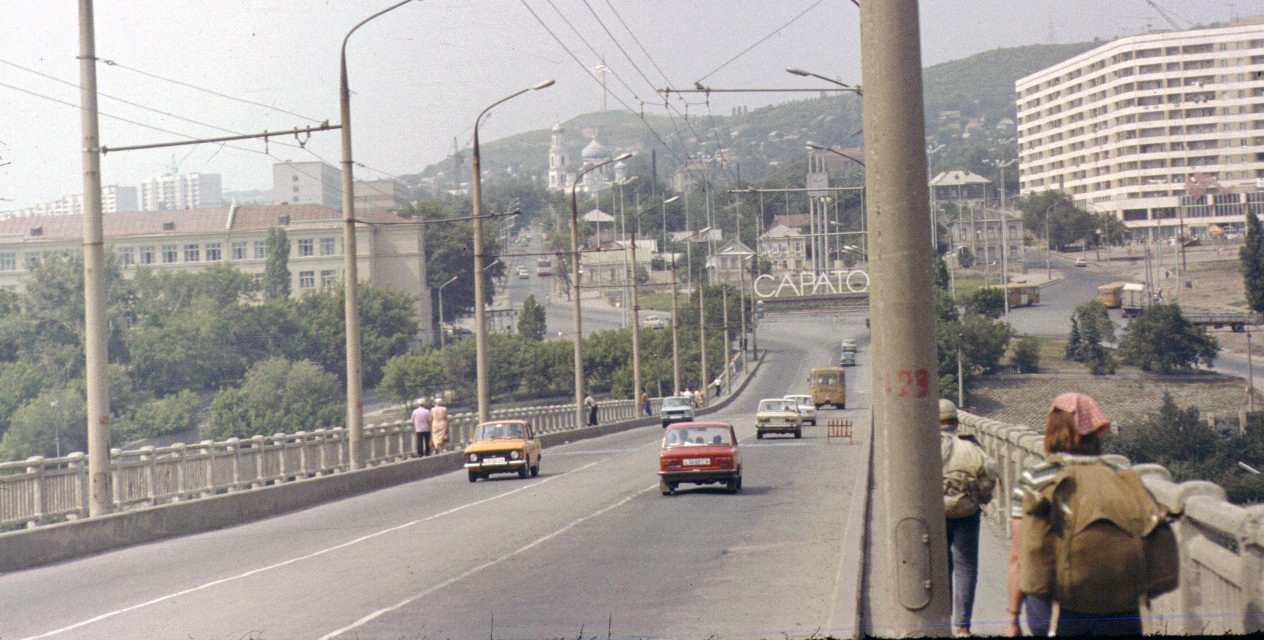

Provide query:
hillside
left=408, top=40, right=1105, bottom=192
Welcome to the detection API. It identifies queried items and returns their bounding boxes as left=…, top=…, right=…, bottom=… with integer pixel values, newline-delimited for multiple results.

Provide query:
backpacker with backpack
left=1019, top=455, right=1180, bottom=613
left=941, top=433, right=997, bottom=518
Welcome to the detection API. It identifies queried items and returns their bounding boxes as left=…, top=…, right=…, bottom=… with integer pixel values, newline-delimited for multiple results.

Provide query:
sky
left=0, top=0, right=1259, bottom=211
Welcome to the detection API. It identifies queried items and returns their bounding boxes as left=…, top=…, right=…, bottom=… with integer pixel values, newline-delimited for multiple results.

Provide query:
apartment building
left=1017, top=17, right=1264, bottom=237
left=138, top=173, right=222, bottom=211
left=0, top=203, right=434, bottom=345
left=2, top=185, right=138, bottom=218
left=273, top=161, right=343, bottom=210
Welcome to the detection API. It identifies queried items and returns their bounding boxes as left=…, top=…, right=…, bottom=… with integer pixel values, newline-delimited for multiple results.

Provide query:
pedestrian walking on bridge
left=940, top=399, right=997, bottom=638
left=411, top=397, right=432, bottom=457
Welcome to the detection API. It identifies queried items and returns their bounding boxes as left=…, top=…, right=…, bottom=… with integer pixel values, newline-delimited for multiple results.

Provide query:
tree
left=518, top=294, right=547, bottom=340
left=263, top=227, right=291, bottom=301
left=1070, top=300, right=1116, bottom=375
left=1011, top=337, right=1040, bottom=373
left=957, top=247, right=975, bottom=269
left=963, top=287, right=1004, bottom=319
left=1109, top=392, right=1220, bottom=482
left=203, top=358, right=343, bottom=440
left=1117, top=302, right=1218, bottom=373
left=1065, top=316, right=1082, bottom=360
left=1241, top=207, right=1264, bottom=312
left=378, top=349, right=448, bottom=404
left=0, top=387, right=86, bottom=461
left=112, top=390, right=202, bottom=442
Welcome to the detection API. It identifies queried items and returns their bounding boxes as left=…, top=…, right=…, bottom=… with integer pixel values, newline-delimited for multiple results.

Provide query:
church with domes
left=546, top=120, right=626, bottom=195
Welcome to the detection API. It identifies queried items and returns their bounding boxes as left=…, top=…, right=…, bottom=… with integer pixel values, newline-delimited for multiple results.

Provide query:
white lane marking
left=19, top=459, right=607, bottom=640
left=552, top=448, right=644, bottom=455
left=319, top=483, right=659, bottom=639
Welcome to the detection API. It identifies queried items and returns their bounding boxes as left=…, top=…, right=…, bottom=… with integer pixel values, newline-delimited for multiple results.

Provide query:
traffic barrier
left=827, top=419, right=853, bottom=444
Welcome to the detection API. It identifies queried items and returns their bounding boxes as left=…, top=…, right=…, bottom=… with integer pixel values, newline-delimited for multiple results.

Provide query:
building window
left=298, top=238, right=314, bottom=257
left=24, top=253, right=40, bottom=270
left=254, top=241, right=268, bottom=260
left=140, top=246, right=155, bottom=265
left=119, top=247, right=134, bottom=266
left=162, top=245, right=178, bottom=264
left=206, top=243, right=222, bottom=261
left=0, top=253, right=15, bottom=272
left=231, top=242, right=247, bottom=260
left=321, top=269, right=338, bottom=288
left=320, top=237, right=336, bottom=256
left=184, top=244, right=201, bottom=262
left=253, top=273, right=264, bottom=286
left=299, top=270, right=315, bottom=290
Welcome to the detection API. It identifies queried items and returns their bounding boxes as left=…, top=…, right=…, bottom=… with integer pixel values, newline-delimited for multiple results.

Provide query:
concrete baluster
left=172, top=443, right=186, bottom=502
left=26, top=456, right=44, bottom=528
left=110, top=448, right=122, bottom=510
left=226, top=438, right=241, bottom=491
left=201, top=441, right=216, bottom=498
left=68, top=452, right=86, bottom=520
left=252, top=435, right=266, bottom=488
left=140, top=446, right=156, bottom=507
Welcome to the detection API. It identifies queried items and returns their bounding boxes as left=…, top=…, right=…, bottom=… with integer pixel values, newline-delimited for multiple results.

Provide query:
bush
left=1012, top=337, right=1039, bottom=373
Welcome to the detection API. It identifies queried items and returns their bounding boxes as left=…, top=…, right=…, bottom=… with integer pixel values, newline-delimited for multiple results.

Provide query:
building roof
left=759, top=224, right=805, bottom=239
left=930, top=170, right=991, bottom=187
left=713, top=239, right=754, bottom=257
left=580, top=208, right=615, bottom=223
left=772, top=214, right=809, bottom=228
left=0, top=204, right=408, bottom=241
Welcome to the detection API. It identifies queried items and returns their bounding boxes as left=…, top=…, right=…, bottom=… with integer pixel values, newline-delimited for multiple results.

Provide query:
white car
left=784, top=394, right=817, bottom=425
left=644, top=315, right=666, bottom=331
left=756, top=398, right=802, bottom=439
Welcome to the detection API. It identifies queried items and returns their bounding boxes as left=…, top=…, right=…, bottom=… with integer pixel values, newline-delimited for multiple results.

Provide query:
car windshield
left=786, top=396, right=810, bottom=406
left=663, top=397, right=691, bottom=408
left=475, top=422, right=525, bottom=440
left=759, top=400, right=793, bottom=412
left=664, top=426, right=731, bottom=447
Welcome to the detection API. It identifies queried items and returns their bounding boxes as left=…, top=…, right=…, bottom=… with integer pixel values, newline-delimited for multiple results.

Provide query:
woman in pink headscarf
left=1003, top=393, right=1144, bottom=637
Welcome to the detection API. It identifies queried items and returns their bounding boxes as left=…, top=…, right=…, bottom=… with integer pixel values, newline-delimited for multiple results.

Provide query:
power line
left=696, top=0, right=828, bottom=84
left=100, top=58, right=323, bottom=124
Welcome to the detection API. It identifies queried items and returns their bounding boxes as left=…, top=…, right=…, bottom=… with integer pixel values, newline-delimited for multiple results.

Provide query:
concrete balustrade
left=1, top=396, right=664, bottom=530
left=960, top=411, right=1264, bottom=635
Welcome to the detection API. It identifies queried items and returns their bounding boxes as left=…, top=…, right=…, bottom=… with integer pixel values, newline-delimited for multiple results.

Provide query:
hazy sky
left=0, top=0, right=1257, bottom=210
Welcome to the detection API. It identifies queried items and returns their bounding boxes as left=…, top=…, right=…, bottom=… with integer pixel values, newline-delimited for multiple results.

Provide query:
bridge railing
left=0, top=397, right=652, bottom=531
left=961, top=411, right=1264, bottom=635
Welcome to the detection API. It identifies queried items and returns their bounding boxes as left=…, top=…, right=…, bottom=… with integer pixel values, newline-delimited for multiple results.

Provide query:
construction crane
left=1140, top=0, right=1192, bottom=31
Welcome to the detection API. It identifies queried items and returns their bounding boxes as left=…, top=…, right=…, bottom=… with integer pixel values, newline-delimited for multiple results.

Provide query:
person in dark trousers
left=940, top=399, right=997, bottom=638
left=641, top=390, right=651, bottom=416
left=411, top=397, right=432, bottom=457
left=584, top=393, right=598, bottom=426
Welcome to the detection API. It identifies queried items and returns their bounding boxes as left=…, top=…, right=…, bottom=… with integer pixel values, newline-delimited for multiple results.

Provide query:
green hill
left=408, top=41, right=1106, bottom=192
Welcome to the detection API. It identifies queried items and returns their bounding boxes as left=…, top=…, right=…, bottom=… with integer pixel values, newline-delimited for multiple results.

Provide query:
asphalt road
left=1, top=314, right=872, bottom=640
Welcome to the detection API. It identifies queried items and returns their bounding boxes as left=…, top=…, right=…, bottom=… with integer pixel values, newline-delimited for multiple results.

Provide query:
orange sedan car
left=463, top=419, right=542, bottom=482
left=658, top=422, right=742, bottom=495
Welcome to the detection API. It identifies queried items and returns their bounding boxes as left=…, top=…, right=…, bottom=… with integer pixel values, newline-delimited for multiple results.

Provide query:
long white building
left=1017, top=17, right=1264, bottom=237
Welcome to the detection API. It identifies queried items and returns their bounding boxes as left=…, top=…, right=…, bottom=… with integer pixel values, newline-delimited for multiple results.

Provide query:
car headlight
left=510, top=450, right=521, bottom=460
left=757, top=417, right=768, bottom=423
left=468, top=453, right=478, bottom=463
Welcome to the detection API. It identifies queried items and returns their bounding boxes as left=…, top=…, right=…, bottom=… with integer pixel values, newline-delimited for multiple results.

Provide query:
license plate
left=482, top=457, right=506, bottom=466
left=683, top=458, right=710, bottom=466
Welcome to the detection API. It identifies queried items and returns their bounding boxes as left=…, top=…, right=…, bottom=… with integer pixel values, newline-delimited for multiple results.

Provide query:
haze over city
left=1, top=0, right=1256, bottom=211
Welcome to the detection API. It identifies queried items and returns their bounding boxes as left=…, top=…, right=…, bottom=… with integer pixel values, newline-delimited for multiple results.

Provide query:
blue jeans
left=1022, top=596, right=1142, bottom=636
left=946, top=511, right=980, bottom=629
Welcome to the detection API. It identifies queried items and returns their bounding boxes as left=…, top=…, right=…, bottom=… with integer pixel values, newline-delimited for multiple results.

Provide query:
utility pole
left=861, top=0, right=951, bottom=631
left=671, top=259, right=681, bottom=393
left=721, top=283, right=731, bottom=397
left=698, top=283, right=707, bottom=396
left=629, top=221, right=643, bottom=405
left=79, top=0, right=112, bottom=517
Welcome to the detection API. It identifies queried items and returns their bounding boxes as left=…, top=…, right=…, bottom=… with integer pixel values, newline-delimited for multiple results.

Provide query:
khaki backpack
left=941, top=433, right=997, bottom=518
left=1019, top=455, right=1180, bottom=613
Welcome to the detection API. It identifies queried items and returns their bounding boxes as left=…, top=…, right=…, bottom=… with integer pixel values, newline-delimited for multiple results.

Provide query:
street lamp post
left=670, top=257, right=682, bottom=393
left=437, top=275, right=458, bottom=348
left=471, top=79, right=555, bottom=423
left=572, top=152, right=633, bottom=429
left=660, top=195, right=681, bottom=253
left=340, top=0, right=414, bottom=470
left=628, top=206, right=644, bottom=407
left=1044, top=202, right=1056, bottom=281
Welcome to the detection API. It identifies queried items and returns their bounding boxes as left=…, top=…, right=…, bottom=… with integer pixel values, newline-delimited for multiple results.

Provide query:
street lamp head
left=533, top=79, right=556, bottom=90
left=805, top=141, right=825, bottom=151
left=785, top=67, right=810, bottom=77
left=614, top=151, right=634, bottom=162
left=663, top=195, right=681, bottom=205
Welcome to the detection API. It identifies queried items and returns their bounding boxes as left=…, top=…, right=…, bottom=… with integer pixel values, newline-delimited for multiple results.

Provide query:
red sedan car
left=658, top=422, right=742, bottom=495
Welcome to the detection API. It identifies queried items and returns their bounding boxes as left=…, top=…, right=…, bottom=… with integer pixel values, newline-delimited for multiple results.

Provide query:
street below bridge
left=1, top=313, right=873, bottom=640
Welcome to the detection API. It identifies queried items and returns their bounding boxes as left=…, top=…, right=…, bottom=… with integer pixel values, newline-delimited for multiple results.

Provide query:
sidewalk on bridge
left=968, top=516, right=1016, bottom=637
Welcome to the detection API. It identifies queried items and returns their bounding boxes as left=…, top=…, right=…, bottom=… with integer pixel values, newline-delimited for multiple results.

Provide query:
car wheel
left=725, top=477, right=738, bottom=494
left=468, top=470, right=480, bottom=483
left=735, top=474, right=742, bottom=491
left=794, top=429, right=802, bottom=439
left=660, top=478, right=674, bottom=496
left=662, top=421, right=669, bottom=428
left=530, top=461, right=540, bottom=477
left=815, top=403, right=822, bottom=410
left=518, top=463, right=529, bottom=479
left=757, top=431, right=764, bottom=440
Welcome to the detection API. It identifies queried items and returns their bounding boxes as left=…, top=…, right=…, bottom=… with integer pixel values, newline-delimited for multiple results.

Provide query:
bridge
left=1, top=308, right=1259, bottom=638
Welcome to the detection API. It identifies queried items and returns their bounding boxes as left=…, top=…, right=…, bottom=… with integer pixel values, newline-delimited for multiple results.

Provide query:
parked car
left=644, top=315, right=666, bottom=331
left=784, top=394, right=817, bottom=425
left=660, top=395, right=695, bottom=427
left=839, top=351, right=857, bottom=367
left=658, top=422, right=742, bottom=495
left=755, top=398, right=802, bottom=439
left=463, top=419, right=541, bottom=482
left=1073, top=257, right=1087, bottom=267
left=516, top=266, right=530, bottom=279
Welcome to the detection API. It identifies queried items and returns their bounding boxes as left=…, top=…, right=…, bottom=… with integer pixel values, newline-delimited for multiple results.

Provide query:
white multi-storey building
left=2, top=185, right=138, bottom=218
left=1017, top=17, right=1264, bottom=237
left=273, top=161, right=343, bottom=210
left=138, top=173, right=222, bottom=211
